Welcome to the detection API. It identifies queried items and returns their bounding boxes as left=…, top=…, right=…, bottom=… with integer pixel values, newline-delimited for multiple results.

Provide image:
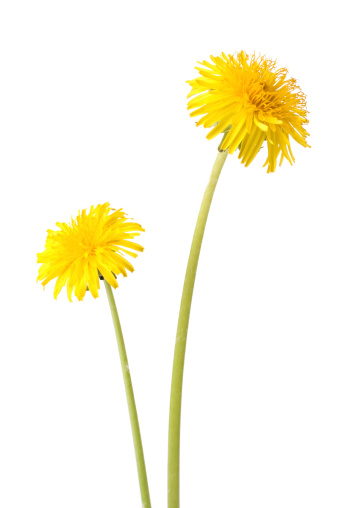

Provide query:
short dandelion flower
left=37, top=202, right=144, bottom=301
left=37, top=203, right=151, bottom=506
left=187, top=50, right=310, bottom=173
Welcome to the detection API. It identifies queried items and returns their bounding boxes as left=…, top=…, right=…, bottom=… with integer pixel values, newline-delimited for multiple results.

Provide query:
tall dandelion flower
left=37, top=203, right=151, bottom=508
left=187, top=50, right=310, bottom=173
left=37, top=202, right=144, bottom=301
left=168, top=52, right=310, bottom=508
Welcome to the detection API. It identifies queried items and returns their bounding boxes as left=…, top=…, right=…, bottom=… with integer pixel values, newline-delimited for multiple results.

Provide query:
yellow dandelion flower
left=187, top=51, right=310, bottom=173
left=37, top=203, right=144, bottom=301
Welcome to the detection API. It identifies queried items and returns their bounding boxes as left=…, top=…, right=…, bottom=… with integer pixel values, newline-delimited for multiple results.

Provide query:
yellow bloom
left=37, top=203, right=144, bottom=301
left=187, top=51, right=310, bottom=173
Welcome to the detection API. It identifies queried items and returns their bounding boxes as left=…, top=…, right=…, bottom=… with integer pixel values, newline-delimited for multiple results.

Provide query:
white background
left=0, top=1, right=336, bottom=507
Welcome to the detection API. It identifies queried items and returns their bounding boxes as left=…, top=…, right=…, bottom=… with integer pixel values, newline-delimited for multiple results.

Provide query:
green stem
left=167, top=149, right=229, bottom=508
left=104, top=280, right=151, bottom=508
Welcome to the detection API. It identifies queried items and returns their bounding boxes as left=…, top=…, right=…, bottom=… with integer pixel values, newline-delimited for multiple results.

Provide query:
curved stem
left=104, top=280, right=151, bottom=508
left=167, top=149, right=229, bottom=508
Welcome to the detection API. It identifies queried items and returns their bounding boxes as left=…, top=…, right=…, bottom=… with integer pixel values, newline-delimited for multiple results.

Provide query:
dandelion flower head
left=187, top=51, right=310, bottom=173
left=37, top=203, right=144, bottom=301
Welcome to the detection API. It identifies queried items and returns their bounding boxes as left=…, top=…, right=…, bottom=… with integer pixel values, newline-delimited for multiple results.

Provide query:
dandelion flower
left=37, top=203, right=144, bottom=301
left=187, top=51, right=310, bottom=172
left=168, top=53, right=312, bottom=507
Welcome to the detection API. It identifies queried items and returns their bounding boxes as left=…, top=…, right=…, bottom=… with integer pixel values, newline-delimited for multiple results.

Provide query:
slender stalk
left=167, top=149, right=229, bottom=508
left=104, top=280, right=151, bottom=508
